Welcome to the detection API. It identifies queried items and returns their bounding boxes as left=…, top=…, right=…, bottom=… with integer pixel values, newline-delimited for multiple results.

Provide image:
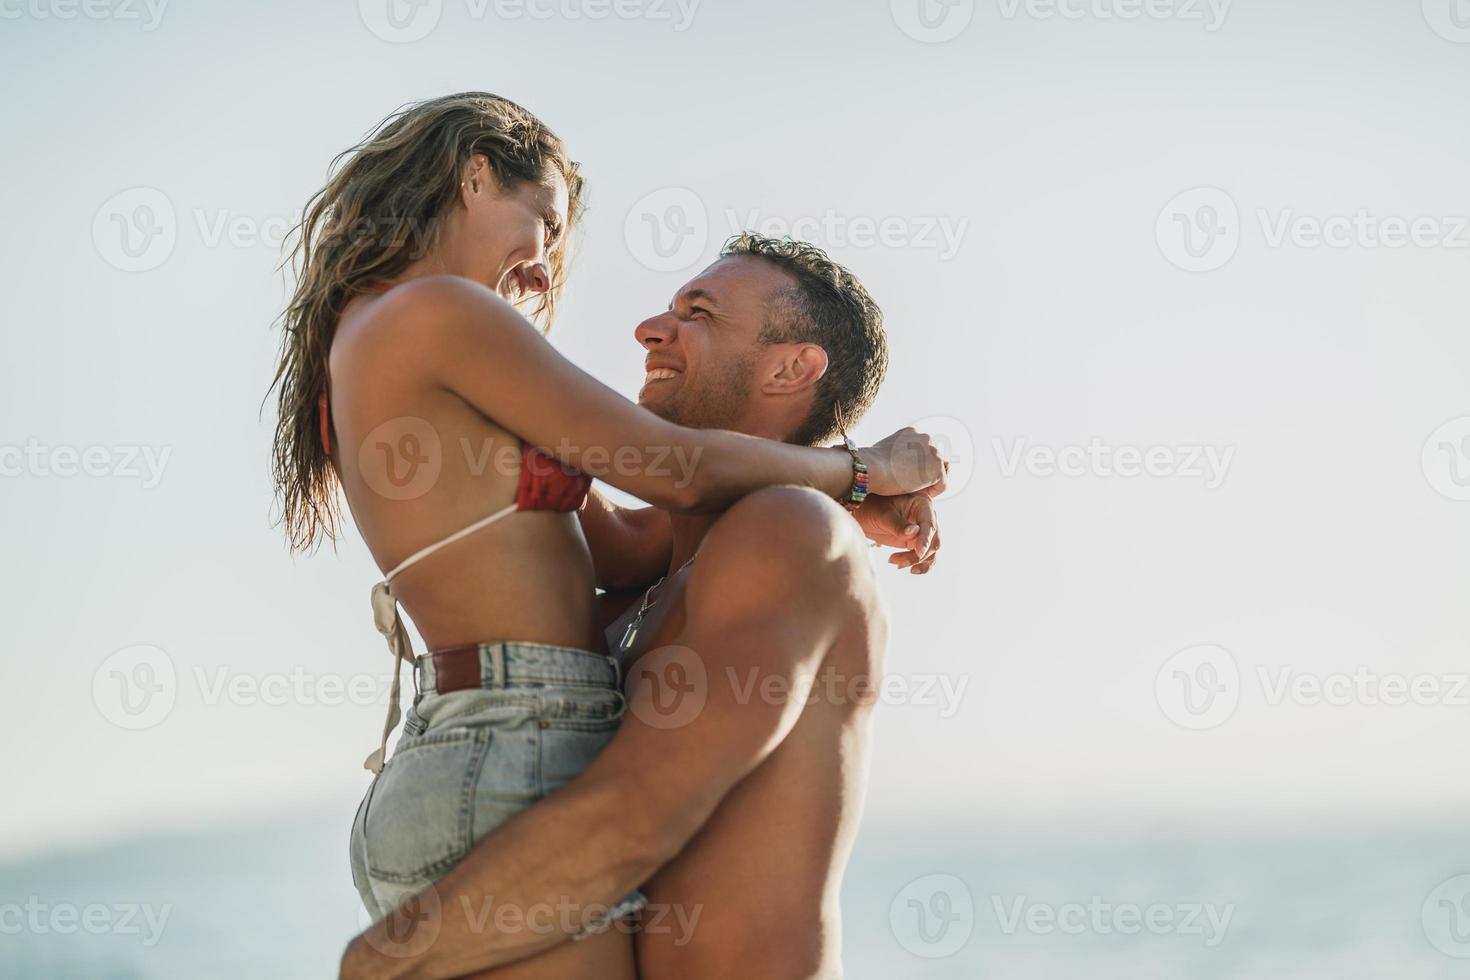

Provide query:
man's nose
left=636, top=312, right=678, bottom=349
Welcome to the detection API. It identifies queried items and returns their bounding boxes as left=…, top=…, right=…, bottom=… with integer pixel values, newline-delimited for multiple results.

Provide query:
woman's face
left=460, top=158, right=570, bottom=308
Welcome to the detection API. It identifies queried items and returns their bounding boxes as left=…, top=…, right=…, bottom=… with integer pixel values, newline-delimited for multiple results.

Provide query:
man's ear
left=761, top=343, right=829, bottom=396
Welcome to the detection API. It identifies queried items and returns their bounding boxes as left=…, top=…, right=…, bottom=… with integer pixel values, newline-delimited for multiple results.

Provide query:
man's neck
left=664, top=421, right=802, bottom=574
left=667, top=513, right=719, bottom=574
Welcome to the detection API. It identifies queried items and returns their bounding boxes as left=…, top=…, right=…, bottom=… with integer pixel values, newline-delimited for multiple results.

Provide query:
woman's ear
left=460, top=153, right=491, bottom=205
left=762, top=343, right=829, bottom=395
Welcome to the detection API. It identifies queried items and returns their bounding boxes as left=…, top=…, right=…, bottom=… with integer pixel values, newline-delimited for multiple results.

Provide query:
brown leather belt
left=419, top=644, right=485, bottom=694
left=414, top=641, right=621, bottom=696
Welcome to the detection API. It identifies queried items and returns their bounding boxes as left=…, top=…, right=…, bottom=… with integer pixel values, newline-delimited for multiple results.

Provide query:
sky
left=1, top=0, right=1469, bottom=863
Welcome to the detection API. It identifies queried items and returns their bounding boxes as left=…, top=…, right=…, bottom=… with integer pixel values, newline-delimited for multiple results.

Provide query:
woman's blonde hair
left=267, top=92, right=584, bottom=552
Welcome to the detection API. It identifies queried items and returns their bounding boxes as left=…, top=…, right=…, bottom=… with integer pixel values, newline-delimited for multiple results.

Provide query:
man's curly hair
left=721, top=232, right=889, bottom=446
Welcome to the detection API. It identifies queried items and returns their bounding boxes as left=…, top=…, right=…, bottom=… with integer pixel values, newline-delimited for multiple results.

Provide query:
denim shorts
left=349, top=641, right=645, bottom=931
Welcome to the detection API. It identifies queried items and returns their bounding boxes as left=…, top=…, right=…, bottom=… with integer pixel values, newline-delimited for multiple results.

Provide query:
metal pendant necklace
left=619, top=553, right=697, bottom=654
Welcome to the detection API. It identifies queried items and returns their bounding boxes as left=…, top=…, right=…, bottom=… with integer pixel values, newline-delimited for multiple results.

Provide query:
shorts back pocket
left=363, top=727, right=491, bottom=884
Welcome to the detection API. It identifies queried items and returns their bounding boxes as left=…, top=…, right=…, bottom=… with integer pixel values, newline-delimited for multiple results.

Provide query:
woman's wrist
left=836, top=438, right=870, bottom=511
left=812, top=445, right=853, bottom=500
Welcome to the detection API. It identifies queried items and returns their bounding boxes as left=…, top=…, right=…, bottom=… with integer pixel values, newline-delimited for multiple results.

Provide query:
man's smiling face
left=633, top=255, right=797, bottom=431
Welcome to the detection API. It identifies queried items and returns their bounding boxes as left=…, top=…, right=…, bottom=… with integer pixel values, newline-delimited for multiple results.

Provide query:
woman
left=269, top=92, right=942, bottom=978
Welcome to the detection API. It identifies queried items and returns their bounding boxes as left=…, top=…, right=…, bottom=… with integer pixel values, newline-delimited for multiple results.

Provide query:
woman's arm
left=353, top=276, right=944, bottom=511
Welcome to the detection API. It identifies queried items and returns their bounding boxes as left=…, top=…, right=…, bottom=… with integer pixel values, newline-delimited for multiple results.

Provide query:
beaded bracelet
left=841, top=436, right=869, bottom=512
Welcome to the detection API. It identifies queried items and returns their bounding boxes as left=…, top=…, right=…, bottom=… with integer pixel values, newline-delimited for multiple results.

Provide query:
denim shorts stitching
left=416, top=693, right=544, bottom=728
left=541, top=716, right=622, bottom=733
left=391, top=727, right=488, bottom=756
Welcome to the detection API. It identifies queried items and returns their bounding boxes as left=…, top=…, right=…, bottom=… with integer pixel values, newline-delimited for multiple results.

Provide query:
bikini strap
left=364, top=579, right=412, bottom=773
left=382, top=503, right=519, bottom=583
left=362, top=501, right=520, bottom=773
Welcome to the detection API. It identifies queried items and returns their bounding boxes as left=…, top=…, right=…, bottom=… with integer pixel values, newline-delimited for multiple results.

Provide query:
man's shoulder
left=719, top=485, right=862, bottom=554
left=692, top=486, right=874, bottom=606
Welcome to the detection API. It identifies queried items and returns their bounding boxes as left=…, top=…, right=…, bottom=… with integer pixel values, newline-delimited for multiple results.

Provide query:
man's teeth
left=645, top=369, right=679, bottom=382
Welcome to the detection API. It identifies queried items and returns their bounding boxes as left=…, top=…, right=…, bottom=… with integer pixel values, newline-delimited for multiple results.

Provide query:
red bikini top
left=318, top=280, right=591, bottom=514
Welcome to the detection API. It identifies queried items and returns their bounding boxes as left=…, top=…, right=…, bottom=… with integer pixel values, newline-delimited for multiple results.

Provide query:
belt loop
left=605, top=654, right=622, bottom=691
left=413, top=655, right=425, bottom=698
left=484, top=643, right=507, bottom=690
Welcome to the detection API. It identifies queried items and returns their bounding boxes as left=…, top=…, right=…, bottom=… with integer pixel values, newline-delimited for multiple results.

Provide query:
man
left=341, top=233, right=941, bottom=979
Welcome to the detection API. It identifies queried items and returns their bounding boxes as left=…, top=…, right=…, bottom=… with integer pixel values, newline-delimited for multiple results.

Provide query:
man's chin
left=637, top=391, right=679, bottom=422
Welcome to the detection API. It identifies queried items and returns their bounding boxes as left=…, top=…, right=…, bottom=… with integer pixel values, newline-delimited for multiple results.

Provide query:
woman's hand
left=857, top=427, right=947, bottom=498
left=853, top=491, right=942, bottom=574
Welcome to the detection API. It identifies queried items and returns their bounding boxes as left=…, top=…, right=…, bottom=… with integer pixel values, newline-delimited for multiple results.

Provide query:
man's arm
left=578, top=482, right=938, bottom=593
left=577, top=485, right=673, bottom=591
left=340, top=487, right=870, bottom=980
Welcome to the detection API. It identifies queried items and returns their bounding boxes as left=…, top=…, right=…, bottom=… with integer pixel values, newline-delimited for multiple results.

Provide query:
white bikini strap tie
left=363, top=501, right=518, bottom=774
left=364, top=579, right=412, bottom=773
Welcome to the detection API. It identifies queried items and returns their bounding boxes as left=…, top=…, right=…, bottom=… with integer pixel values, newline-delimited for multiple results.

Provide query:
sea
left=2, top=816, right=1466, bottom=979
